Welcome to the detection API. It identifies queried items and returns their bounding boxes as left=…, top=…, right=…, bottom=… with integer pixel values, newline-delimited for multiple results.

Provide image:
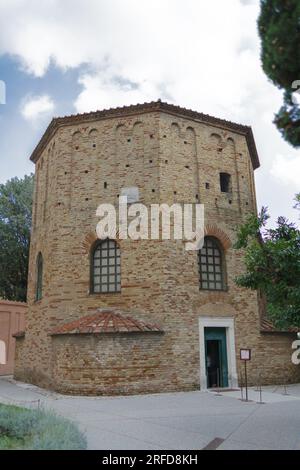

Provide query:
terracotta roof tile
left=50, top=309, right=163, bottom=336
left=29, top=100, right=260, bottom=170
left=260, top=318, right=298, bottom=334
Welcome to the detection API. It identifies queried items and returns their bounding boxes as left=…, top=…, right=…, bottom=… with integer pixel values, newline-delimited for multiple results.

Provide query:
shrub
left=0, top=404, right=87, bottom=450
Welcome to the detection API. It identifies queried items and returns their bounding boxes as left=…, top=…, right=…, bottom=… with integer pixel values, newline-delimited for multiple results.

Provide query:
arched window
left=36, top=252, right=43, bottom=301
left=91, top=239, right=121, bottom=293
left=198, top=237, right=226, bottom=290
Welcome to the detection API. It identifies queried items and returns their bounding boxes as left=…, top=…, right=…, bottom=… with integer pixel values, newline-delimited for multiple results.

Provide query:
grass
left=0, top=403, right=87, bottom=450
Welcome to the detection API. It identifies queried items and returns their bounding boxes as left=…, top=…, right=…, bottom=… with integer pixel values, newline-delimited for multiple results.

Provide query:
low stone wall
left=14, top=313, right=300, bottom=395
left=50, top=332, right=184, bottom=396
left=0, top=300, right=26, bottom=375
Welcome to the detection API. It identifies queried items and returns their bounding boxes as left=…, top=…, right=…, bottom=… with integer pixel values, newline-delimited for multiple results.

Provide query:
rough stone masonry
left=14, top=101, right=300, bottom=395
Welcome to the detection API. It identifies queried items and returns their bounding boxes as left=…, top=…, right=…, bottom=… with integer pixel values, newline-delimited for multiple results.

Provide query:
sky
left=0, top=0, right=299, bottom=225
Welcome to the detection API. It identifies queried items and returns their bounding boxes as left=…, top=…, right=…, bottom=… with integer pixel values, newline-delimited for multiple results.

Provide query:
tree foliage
left=258, top=0, right=300, bottom=147
left=234, top=199, right=300, bottom=329
left=0, top=174, right=34, bottom=302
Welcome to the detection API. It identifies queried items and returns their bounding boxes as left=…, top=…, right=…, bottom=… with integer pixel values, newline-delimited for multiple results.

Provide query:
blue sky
left=0, top=55, right=83, bottom=181
left=0, top=0, right=299, bottom=225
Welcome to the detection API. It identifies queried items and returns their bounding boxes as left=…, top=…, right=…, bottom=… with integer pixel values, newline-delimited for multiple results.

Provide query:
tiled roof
left=260, top=318, right=298, bottom=334
left=29, top=100, right=260, bottom=170
left=50, top=309, right=163, bottom=335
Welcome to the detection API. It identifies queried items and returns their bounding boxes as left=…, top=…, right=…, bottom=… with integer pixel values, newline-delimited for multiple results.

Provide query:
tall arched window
left=35, top=252, right=43, bottom=301
left=198, top=237, right=226, bottom=290
left=91, top=239, right=121, bottom=293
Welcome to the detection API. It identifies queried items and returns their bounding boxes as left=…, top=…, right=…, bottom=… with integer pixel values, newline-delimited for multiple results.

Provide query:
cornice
left=29, top=100, right=260, bottom=169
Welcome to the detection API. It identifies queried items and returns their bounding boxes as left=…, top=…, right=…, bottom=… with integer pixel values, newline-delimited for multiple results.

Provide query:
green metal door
left=204, top=327, right=228, bottom=388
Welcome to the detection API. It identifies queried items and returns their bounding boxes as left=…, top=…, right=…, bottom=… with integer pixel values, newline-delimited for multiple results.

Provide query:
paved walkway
left=0, top=376, right=300, bottom=450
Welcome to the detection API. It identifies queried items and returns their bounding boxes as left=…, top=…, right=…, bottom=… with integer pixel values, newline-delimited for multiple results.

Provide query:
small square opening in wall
left=220, top=173, right=232, bottom=193
left=92, top=143, right=96, bottom=148
left=127, top=138, right=131, bottom=143
left=104, top=182, right=107, bottom=189
left=205, top=182, right=210, bottom=189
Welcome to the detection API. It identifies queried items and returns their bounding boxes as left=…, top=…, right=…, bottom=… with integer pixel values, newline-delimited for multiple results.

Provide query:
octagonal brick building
left=14, top=101, right=300, bottom=395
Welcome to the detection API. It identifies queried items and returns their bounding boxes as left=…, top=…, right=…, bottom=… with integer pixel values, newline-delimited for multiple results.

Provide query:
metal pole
left=259, top=383, right=262, bottom=404
left=283, top=381, right=288, bottom=395
left=244, top=360, right=248, bottom=401
left=255, top=373, right=260, bottom=392
left=240, top=372, right=244, bottom=401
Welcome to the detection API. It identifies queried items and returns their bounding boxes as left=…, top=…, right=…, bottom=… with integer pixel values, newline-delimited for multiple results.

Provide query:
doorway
left=204, top=327, right=228, bottom=388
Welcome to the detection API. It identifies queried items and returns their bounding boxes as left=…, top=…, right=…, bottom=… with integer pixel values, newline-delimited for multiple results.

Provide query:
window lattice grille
left=92, top=240, right=121, bottom=293
left=198, top=237, right=225, bottom=290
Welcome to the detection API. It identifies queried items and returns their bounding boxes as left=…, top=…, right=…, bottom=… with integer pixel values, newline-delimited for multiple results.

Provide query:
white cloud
left=271, top=155, right=300, bottom=188
left=0, top=0, right=299, bottom=223
left=21, top=94, right=54, bottom=121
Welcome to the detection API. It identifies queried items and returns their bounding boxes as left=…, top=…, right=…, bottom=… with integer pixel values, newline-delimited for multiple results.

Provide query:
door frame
left=199, top=317, right=238, bottom=390
left=205, top=327, right=229, bottom=388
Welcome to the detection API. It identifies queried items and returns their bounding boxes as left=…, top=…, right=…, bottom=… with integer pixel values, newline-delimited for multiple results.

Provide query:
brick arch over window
left=204, top=225, right=231, bottom=250
left=81, top=231, right=98, bottom=255
left=81, top=231, right=123, bottom=255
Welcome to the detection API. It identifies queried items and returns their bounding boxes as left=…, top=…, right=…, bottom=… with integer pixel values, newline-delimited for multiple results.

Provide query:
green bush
left=0, top=403, right=87, bottom=450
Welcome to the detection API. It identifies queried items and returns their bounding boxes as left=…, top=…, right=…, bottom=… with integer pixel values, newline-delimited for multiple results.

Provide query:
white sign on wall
left=120, top=187, right=139, bottom=203
left=240, top=348, right=251, bottom=361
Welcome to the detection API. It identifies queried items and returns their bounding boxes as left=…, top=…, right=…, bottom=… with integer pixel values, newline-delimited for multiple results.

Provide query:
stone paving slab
left=212, top=385, right=300, bottom=403
left=1, top=377, right=300, bottom=450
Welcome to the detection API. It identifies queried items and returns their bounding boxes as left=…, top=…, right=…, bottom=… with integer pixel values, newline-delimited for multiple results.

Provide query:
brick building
left=14, top=101, right=300, bottom=395
left=0, top=300, right=26, bottom=375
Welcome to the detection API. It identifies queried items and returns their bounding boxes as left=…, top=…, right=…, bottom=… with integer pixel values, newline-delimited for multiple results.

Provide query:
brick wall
left=0, top=300, right=26, bottom=375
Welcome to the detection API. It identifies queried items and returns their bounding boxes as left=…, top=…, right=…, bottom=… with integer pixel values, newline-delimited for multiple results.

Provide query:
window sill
left=199, top=287, right=228, bottom=293
left=89, top=291, right=121, bottom=296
